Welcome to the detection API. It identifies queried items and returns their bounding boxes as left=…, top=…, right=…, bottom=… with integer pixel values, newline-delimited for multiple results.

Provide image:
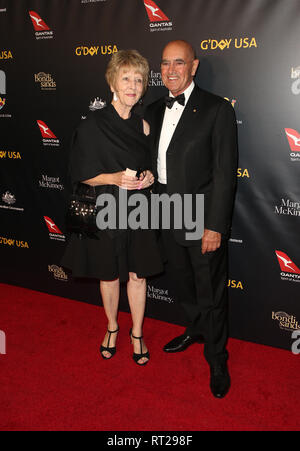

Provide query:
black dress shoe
left=163, top=333, right=203, bottom=353
left=210, top=363, right=231, bottom=398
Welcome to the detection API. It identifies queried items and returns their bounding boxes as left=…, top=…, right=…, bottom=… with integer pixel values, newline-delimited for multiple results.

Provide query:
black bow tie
left=165, top=93, right=185, bottom=109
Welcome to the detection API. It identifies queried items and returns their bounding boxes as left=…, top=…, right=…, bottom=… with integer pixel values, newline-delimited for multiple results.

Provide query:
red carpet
left=0, top=283, right=299, bottom=431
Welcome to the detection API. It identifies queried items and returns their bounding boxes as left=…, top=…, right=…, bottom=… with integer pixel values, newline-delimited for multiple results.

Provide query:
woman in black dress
left=62, top=50, right=163, bottom=365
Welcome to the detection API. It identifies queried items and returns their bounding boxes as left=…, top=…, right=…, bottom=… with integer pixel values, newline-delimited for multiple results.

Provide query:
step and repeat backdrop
left=0, top=0, right=299, bottom=350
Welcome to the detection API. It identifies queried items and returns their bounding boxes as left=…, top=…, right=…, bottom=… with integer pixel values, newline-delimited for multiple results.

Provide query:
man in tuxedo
left=145, top=40, right=238, bottom=398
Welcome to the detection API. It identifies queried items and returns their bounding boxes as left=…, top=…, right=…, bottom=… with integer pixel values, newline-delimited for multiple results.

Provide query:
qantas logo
left=275, top=251, right=300, bottom=273
left=37, top=120, right=57, bottom=138
left=37, top=121, right=59, bottom=147
left=44, top=216, right=62, bottom=234
left=143, top=0, right=169, bottom=21
left=44, top=216, right=65, bottom=241
left=29, top=11, right=54, bottom=39
left=285, top=128, right=300, bottom=151
left=284, top=128, right=300, bottom=162
left=143, top=0, right=172, bottom=32
left=275, top=250, right=300, bottom=282
left=29, top=11, right=50, bottom=31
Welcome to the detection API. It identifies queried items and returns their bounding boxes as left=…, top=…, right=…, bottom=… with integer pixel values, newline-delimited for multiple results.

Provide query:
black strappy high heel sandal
left=129, top=328, right=150, bottom=366
left=100, top=326, right=119, bottom=359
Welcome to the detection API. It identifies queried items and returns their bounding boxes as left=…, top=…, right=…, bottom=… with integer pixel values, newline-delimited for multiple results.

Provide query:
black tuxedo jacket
left=145, top=84, right=238, bottom=246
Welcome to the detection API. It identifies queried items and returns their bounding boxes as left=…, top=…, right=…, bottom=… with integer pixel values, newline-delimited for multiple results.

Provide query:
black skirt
left=61, top=228, right=164, bottom=282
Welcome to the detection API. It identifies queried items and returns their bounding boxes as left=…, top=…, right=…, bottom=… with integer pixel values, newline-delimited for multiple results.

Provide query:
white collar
left=169, top=80, right=195, bottom=103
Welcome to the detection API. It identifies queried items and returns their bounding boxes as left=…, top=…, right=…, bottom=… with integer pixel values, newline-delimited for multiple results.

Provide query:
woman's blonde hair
left=105, top=49, right=149, bottom=95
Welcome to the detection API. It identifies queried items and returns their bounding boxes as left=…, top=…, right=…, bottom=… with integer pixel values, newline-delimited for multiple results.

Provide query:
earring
left=113, top=93, right=118, bottom=101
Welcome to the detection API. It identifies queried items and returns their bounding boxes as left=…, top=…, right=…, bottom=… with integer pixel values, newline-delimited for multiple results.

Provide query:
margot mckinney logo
left=274, top=198, right=300, bottom=216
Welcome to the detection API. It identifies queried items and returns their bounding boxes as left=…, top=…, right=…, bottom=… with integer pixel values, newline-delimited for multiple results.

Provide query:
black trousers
left=157, top=183, right=229, bottom=366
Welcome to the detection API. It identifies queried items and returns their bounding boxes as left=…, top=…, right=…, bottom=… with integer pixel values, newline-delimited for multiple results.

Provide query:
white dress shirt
left=157, top=81, right=195, bottom=184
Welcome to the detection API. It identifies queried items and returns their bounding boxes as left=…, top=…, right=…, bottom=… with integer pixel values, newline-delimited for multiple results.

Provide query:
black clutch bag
left=66, top=182, right=99, bottom=235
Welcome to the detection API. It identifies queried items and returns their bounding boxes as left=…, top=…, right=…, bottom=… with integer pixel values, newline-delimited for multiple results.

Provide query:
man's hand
left=138, top=170, right=154, bottom=189
left=201, top=229, right=221, bottom=254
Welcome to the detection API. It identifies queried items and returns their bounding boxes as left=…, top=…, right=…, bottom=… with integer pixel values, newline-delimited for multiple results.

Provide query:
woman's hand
left=137, top=170, right=155, bottom=190
left=111, top=171, right=141, bottom=190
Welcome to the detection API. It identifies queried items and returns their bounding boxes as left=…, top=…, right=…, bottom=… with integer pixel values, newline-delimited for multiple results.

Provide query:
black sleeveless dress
left=61, top=104, right=163, bottom=282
